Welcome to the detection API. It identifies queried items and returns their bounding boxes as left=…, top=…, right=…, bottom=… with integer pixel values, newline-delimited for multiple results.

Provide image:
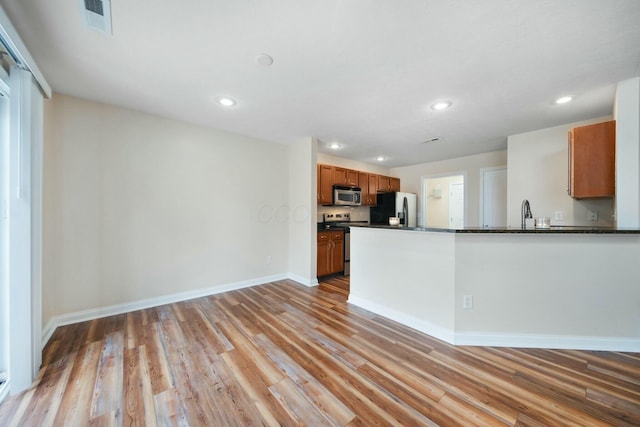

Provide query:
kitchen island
left=348, top=225, right=640, bottom=352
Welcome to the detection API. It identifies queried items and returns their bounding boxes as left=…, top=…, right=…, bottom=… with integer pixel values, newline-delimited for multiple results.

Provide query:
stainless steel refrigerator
left=370, top=192, right=417, bottom=227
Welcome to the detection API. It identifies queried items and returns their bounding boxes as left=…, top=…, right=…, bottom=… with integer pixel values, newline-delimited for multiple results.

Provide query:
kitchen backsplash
left=318, top=205, right=370, bottom=222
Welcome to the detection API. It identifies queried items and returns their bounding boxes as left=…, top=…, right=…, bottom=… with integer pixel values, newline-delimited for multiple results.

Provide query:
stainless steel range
left=321, top=212, right=368, bottom=276
left=322, top=213, right=350, bottom=275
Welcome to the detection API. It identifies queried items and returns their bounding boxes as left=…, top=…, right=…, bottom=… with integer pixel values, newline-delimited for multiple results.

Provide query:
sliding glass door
left=0, top=66, right=9, bottom=404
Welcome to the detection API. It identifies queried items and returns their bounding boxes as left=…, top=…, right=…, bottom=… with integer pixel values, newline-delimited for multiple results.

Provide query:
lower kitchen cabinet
left=317, top=230, right=344, bottom=277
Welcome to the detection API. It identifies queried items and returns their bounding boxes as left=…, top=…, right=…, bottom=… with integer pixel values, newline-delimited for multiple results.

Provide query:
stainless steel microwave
left=333, top=185, right=362, bottom=206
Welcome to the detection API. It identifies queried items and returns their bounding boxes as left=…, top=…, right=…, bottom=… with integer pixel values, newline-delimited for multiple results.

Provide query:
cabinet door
left=318, top=164, right=334, bottom=204
left=346, top=169, right=359, bottom=186
left=368, top=174, right=378, bottom=205
left=317, top=232, right=331, bottom=277
left=568, top=120, right=615, bottom=198
left=330, top=231, right=344, bottom=274
left=378, top=175, right=390, bottom=192
left=359, top=172, right=371, bottom=205
left=390, top=177, right=400, bottom=192
left=334, top=167, right=347, bottom=186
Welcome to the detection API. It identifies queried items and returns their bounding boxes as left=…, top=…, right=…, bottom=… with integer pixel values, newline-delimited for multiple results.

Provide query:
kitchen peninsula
left=348, top=225, right=640, bottom=352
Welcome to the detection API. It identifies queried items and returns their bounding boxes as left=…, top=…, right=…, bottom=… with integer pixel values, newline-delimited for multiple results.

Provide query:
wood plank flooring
left=0, top=278, right=639, bottom=426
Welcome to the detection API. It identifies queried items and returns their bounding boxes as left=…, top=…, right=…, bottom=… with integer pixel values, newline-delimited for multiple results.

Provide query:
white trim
left=0, top=5, right=51, bottom=98
left=30, top=86, right=43, bottom=378
left=288, top=273, right=318, bottom=287
left=347, top=295, right=456, bottom=345
left=0, top=67, right=9, bottom=94
left=454, top=332, right=640, bottom=352
left=0, top=6, right=50, bottom=97
left=0, top=379, right=8, bottom=404
left=41, top=273, right=294, bottom=349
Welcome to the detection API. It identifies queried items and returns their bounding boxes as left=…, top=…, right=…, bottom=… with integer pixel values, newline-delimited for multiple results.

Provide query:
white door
left=449, top=183, right=464, bottom=229
left=481, top=167, right=507, bottom=227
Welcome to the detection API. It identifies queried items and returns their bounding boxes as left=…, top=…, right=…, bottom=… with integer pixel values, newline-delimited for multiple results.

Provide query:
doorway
left=422, top=174, right=465, bottom=228
left=480, top=167, right=507, bottom=228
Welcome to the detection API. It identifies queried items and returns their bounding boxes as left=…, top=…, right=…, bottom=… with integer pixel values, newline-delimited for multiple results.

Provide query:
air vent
left=421, top=136, right=442, bottom=144
left=79, top=0, right=112, bottom=35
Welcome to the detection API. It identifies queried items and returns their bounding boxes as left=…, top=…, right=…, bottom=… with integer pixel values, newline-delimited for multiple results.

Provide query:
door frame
left=479, top=166, right=507, bottom=228
left=448, top=182, right=465, bottom=229
left=421, top=171, right=467, bottom=228
left=0, top=67, right=9, bottom=404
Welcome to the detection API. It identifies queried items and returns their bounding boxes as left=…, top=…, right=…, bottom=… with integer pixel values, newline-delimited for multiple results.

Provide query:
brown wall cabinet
left=568, top=120, right=616, bottom=199
left=390, top=177, right=400, bottom=192
left=317, top=163, right=400, bottom=205
left=318, top=164, right=334, bottom=204
left=317, top=230, right=344, bottom=277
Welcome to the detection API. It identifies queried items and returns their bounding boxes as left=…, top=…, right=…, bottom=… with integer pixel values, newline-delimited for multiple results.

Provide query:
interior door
left=448, top=183, right=464, bottom=229
left=481, top=167, right=507, bottom=227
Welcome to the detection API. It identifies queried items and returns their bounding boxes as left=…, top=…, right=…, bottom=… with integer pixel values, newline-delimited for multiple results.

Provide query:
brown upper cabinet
left=378, top=175, right=391, bottom=192
left=317, top=163, right=399, bottom=205
left=568, top=120, right=616, bottom=199
left=318, top=164, right=334, bottom=204
left=333, top=167, right=359, bottom=187
left=390, top=177, right=400, bottom=192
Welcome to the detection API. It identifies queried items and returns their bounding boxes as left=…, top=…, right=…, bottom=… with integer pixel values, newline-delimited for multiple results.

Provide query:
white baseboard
left=347, top=296, right=640, bottom=352
left=41, top=273, right=290, bottom=350
left=454, top=332, right=640, bottom=352
left=347, top=295, right=456, bottom=344
left=287, top=273, right=318, bottom=287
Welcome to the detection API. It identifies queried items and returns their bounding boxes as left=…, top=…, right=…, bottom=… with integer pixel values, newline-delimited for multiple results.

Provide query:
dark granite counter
left=349, top=224, right=640, bottom=234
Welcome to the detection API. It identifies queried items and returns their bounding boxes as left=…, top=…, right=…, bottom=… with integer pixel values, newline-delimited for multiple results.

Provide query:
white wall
left=455, top=233, right=640, bottom=350
left=615, top=77, right=640, bottom=228
left=317, top=152, right=390, bottom=175
left=507, top=116, right=614, bottom=228
left=391, top=151, right=507, bottom=227
left=288, top=138, right=317, bottom=285
left=349, top=227, right=456, bottom=343
left=43, top=94, right=290, bottom=326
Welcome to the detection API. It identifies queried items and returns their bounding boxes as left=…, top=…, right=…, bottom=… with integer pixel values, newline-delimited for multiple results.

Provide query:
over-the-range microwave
left=333, top=185, right=362, bottom=206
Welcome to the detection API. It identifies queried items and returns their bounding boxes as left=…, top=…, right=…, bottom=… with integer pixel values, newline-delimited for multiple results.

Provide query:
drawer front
left=317, top=232, right=330, bottom=242
left=331, top=231, right=344, bottom=240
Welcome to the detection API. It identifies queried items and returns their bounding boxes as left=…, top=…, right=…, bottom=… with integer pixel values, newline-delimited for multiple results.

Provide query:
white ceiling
left=2, top=0, right=640, bottom=168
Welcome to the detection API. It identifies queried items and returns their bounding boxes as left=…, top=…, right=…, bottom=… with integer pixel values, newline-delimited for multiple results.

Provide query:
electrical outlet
left=463, top=295, right=473, bottom=309
left=266, top=255, right=272, bottom=264
left=588, top=210, right=599, bottom=221
left=554, top=211, right=564, bottom=221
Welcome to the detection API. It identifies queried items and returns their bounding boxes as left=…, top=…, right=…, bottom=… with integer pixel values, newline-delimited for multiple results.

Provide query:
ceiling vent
left=79, top=0, right=112, bottom=35
left=421, top=136, right=442, bottom=144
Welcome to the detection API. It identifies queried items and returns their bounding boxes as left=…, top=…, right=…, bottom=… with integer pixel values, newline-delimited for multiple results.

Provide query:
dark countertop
left=348, top=224, right=640, bottom=234
left=317, top=221, right=368, bottom=232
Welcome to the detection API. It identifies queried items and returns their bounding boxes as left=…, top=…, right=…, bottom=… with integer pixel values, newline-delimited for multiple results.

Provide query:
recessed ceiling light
left=376, top=156, right=385, bottom=162
left=329, top=143, right=341, bottom=149
left=555, top=95, right=574, bottom=104
left=217, top=97, right=237, bottom=107
left=431, top=101, right=452, bottom=110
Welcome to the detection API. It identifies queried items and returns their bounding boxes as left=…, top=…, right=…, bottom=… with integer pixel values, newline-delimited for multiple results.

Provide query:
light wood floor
left=0, top=278, right=639, bottom=426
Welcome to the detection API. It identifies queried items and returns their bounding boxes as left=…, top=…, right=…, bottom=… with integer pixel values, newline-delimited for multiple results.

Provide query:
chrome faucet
left=521, top=199, right=533, bottom=228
